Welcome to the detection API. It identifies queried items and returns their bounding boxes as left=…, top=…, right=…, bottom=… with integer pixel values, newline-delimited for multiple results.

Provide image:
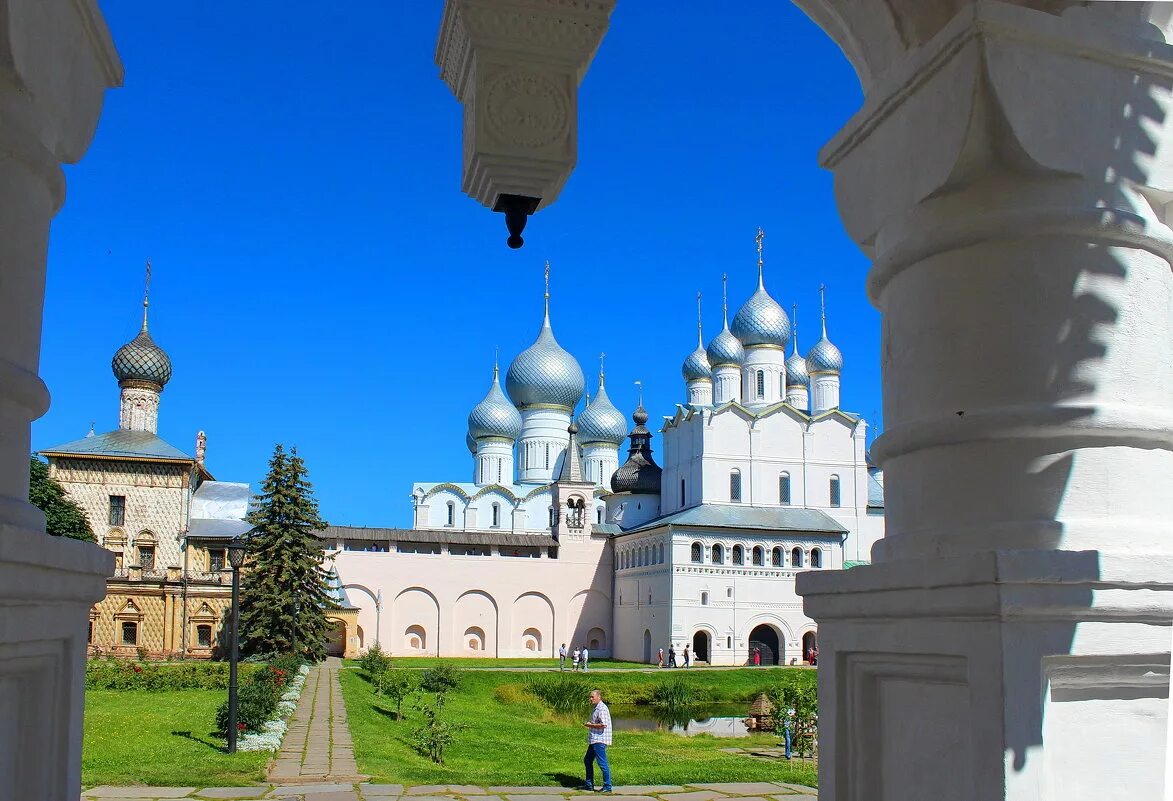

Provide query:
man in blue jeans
left=580, top=688, right=613, bottom=792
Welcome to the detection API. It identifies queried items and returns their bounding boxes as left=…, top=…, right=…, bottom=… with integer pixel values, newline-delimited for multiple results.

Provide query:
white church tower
left=681, top=292, right=713, bottom=408
left=505, top=262, right=585, bottom=484
left=707, top=274, right=744, bottom=405
left=731, top=227, right=790, bottom=410
left=575, top=356, right=627, bottom=487
left=785, top=303, right=810, bottom=411
left=807, top=284, right=843, bottom=414
left=111, top=265, right=173, bottom=434
left=467, top=362, right=522, bottom=486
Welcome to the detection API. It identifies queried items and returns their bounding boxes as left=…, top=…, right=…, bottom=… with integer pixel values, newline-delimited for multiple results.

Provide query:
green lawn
left=339, top=667, right=817, bottom=787
left=346, top=656, right=653, bottom=670
left=83, top=689, right=269, bottom=787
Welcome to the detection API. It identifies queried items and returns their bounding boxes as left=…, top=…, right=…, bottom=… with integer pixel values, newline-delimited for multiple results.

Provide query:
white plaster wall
left=517, top=407, right=571, bottom=484
left=581, top=442, right=619, bottom=489
left=741, top=347, right=786, bottom=410
left=605, top=492, right=661, bottom=529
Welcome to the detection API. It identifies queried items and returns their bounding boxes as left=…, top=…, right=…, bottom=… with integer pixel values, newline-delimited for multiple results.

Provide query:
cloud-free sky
left=36, top=2, right=875, bottom=527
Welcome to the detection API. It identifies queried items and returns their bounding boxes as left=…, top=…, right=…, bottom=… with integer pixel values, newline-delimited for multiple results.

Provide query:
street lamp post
left=375, top=589, right=382, bottom=648
left=225, top=538, right=248, bottom=753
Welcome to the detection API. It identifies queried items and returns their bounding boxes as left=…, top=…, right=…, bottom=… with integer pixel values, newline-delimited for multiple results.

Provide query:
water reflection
left=611, top=706, right=754, bottom=738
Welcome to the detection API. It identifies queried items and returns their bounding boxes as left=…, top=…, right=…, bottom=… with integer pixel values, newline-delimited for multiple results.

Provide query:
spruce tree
left=239, top=444, right=331, bottom=661
left=29, top=456, right=95, bottom=542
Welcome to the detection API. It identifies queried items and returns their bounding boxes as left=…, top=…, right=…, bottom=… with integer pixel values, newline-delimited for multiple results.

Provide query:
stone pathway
left=80, top=780, right=817, bottom=801
left=267, top=658, right=363, bottom=783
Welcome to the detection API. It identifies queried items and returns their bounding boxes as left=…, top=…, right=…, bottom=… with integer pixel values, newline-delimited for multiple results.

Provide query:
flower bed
left=235, top=663, right=310, bottom=752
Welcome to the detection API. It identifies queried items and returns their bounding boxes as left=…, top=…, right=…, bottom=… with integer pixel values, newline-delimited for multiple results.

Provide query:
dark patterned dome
left=610, top=405, right=662, bottom=494
left=112, top=329, right=173, bottom=386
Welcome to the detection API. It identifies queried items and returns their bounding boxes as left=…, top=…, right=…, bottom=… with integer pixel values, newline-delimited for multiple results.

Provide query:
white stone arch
left=566, top=588, right=610, bottom=654
left=512, top=590, right=555, bottom=657
left=394, top=586, right=440, bottom=656
left=454, top=589, right=499, bottom=657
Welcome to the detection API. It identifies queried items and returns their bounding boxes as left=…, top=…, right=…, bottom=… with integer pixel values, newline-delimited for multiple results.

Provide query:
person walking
left=573, top=647, right=581, bottom=671
left=581, top=645, right=590, bottom=672
left=667, top=645, right=677, bottom=668
left=657, top=647, right=664, bottom=668
left=753, top=647, right=761, bottom=666
left=559, top=643, right=568, bottom=671
left=782, top=707, right=795, bottom=759
left=682, top=645, right=690, bottom=668
left=580, top=688, right=613, bottom=792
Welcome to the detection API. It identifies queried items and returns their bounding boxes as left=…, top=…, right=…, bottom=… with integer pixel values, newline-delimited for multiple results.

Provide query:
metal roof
left=188, top=518, right=253, bottom=539
left=624, top=504, right=848, bottom=535
left=867, top=472, right=885, bottom=509
left=191, top=481, right=250, bottom=519
left=41, top=429, right=193, bottom=462
left=320, top=525, right=558, bottom=548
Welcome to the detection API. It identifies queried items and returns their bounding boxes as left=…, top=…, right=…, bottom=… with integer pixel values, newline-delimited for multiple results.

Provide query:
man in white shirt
left=559, top=643, right=567, bottom=671
left=580, top=688, right=613, bottom=792
left=581, top=646, right=590, bottom=672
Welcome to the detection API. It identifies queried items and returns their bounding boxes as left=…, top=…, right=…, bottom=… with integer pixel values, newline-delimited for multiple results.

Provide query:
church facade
left=333, top=252, right=884, bottom=665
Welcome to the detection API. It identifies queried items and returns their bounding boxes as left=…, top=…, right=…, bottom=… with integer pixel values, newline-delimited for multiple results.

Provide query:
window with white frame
left=771, top=546, right=783, bottom=567
left=730, top=469, right=742, bottom=503
left=756, top=370, right=765, bottom=398
left=792, top=547, right=804, bottom=567
left=732, top=544, right=744, bottom=565
left=691, top=542, right=703, bottom=563
left=712, top=543, right=724, bottom=564
left=779, top=472, right=791, bottom=505
left=811, top=547, right=822, bottom=568
left=752, top=545, right=764, bottom=566
left=830, top=474, right=841, bottom=507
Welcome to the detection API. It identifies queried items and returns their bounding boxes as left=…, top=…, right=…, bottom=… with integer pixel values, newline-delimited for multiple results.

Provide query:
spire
left=558, top=423, right=585, bottom=483
left=634, top=379, right=643, bottom=408
left=141, top=259, right=152, bottom=332
left=696, top=292, right=704, bottom=347
left=493, top=346, right=500, bottom=381
left=820, top=283, right=828, bottom=338
left=86, top=421, right=95, bottom=438
left=755, top=227, right=765, bottom=290
left=721, top=273, right=729, bottom=329
left=599, top=352, right=606, bottom=386
left=791, top=303, right=800, bottom=355
left=543, top=260, right=551, bottom=327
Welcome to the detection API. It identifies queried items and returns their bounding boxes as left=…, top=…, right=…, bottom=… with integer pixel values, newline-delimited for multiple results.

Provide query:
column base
left=797, top=550, right=1172, bottom=801
left=0, top=526, right=112, bottom=800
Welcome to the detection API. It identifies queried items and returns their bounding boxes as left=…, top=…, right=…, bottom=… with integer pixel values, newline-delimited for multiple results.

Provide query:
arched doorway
left=802, top=631, right=817, bottom=664
left=748, top=624, right=780, bottom=666
left=325, top=619, right=346, bottom=657
left=692, top=630, right=710, bottom=663
left=643, top=629, right=652, bottom=663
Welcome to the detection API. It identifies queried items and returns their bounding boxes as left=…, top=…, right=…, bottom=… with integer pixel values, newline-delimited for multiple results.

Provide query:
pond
left=610, top=704, right=763, bottom=738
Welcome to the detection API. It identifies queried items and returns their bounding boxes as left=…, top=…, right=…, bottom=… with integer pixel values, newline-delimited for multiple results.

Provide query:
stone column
left=0, top=2, right=121, bottom=799
left=794, top=3, right=1173, bottom=800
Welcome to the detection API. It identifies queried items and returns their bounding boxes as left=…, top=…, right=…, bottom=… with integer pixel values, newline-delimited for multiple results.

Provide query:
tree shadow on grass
left=543, top=772, right=581, bottom=788
left=371, top=705, right=405, bottom=722
left=170, top=729, right=227, bottom=754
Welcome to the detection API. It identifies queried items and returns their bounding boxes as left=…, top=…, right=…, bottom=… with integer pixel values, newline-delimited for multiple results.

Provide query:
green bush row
left=214, top=654, right=305, bottom=735
left=85, top=659, right=263, bottom=691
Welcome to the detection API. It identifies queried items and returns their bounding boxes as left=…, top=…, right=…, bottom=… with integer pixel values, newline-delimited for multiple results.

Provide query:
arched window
left=643, top=545, right=650, bottom=565
left=446, top=501, right=455, bottom=527
left=548, top=506, right=555, bottom=526
left=732, top=544, right=744, bottom=565
left=811, top=548, right=823, bottom=568
left=497, top=459, right=503, bottom=483
left=680, top=478, right=686, bottom=507
left=491, top=503, right=500, bottom=528
left=658, top=543, right=665, bottom=563
left=779, top=472, right=791, bottom=505
left=545, top=443, right=550, bottom=469
left=701, top=591, right=709, bottom=606
left=752, top=545, right=764, bottom=566
left=792, top=547, right=804, bottom=568
left=756, top=370, right=765, bottom=398
left=597, top=507, right=604, bottom=524
left=771, top=546, right=783, bottom=567
left=830, top=474, right=841, bottom=507
left=711, top=543, right=724, bottom=564
left=691, top=542, right=703, bottom=563
left=730, top=469, right=742, bottom=503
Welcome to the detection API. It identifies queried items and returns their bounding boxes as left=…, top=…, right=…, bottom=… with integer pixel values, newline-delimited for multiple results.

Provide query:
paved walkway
left=267, top=658, right=363, bottom=783
left=81, top=780, right=817, bottom=801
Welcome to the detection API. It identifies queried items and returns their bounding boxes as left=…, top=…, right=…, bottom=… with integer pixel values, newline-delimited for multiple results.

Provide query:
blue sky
left=36, top=3, right=875, bottom=527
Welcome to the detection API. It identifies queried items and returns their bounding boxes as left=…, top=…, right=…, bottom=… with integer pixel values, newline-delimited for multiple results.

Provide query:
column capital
left=435, top=0, right=615, bottom=213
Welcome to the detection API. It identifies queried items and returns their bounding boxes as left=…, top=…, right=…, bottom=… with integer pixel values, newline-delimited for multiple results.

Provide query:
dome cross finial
left=634, top=379, right=643, bottom=408
left=493, top=346, right=500, bottom=380
left=721, top=273, right=729, bottom=329
left=543, top=260, right=551, bottom=326
left=820, top=283, right=828, bottom=338
left=141, top=259, right=152, bottom=332
left=755, top=227, right=765, bottom=290
left=599, top=352, right=606, bottom=385
left=696, top=291, right=704, bottom=347
left=791, top=303, right=799, bottom=355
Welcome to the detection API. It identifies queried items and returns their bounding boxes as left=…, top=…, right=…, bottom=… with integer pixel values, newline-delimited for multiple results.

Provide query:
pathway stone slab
left=85, top=789, right=197, bottom=798
left=395, top=796, right=456, bottom=801
left=611, top=787, right=682, bottom=795
left=446, top=786, right=492, bottom=795
left=689, top=784, right=784, bottom=795
left=301, top=791, right=359, bottom=801
left=770, top=785, right=816, bottom=795
left=194, top=790, right=270, bottom=799
left=505, top=794, right=569, bottom=801
left=404, top=787, right=452, bottom=796
left=358, top=785, right=404, bottom=795
left=268, top=785, right=354, bottom=796
left=659, top=792, right=729, bottom=801
left=489, top=789, right=573, bottom=795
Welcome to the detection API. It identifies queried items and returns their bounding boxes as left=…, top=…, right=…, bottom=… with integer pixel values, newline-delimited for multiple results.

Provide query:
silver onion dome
left=786, top=350, right=810, bottom=387
left=576, top=381, right=628, bottom=445
left=468, top=366, right=523, bottom=440
left=466, top=432, right=477, bottom=454
left=682, top=344, right=712, bottom=381
left=112, top=328, right=173, bottom=387
left=706, top=325, right=744, bottom=367
left=731, top=278, right=790, bottom=348
left=506, top=314, right=585, bottom=411
left=807, top=336, right=843, bottom=374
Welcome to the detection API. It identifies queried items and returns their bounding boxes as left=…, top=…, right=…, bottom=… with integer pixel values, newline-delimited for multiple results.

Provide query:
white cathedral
left=330, top=243, right=885, bottom=666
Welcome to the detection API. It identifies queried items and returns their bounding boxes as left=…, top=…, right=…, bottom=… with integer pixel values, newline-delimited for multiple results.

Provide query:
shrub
left=213, top=654, right=304, bottom=735
left=493, top=683, right=532, bottom=705
left=650, top=676, right=709, bottom=708
left=85, top=658, right=262, bottom=691
left=420, top=663, right=461, bottom=693
left=374, top=669, right=418, bottom=719
left=412, top=692, right=467, bottom=765
left=523, top=674, right=590, bottom=713
left=359, top=643, right=393, bottom=677
left=766, top=679, right=818, bottom=758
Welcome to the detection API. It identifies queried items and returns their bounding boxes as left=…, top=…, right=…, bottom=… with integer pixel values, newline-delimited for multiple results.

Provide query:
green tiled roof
left=843, top=560, right=870, bottom=569
left=40, top=429, right=192, bottom=462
